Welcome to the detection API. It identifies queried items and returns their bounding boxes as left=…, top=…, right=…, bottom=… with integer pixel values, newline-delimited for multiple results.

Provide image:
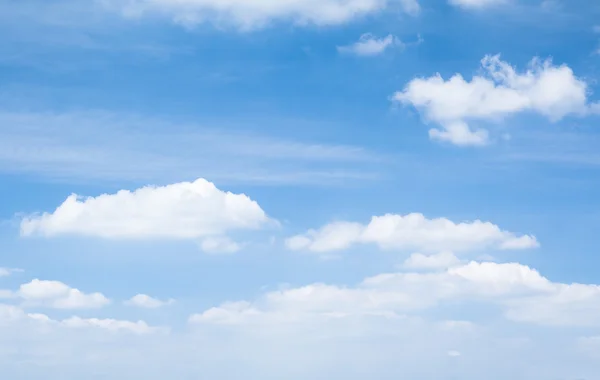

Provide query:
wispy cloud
left=338, top=34, right=403, bottom=57
left=492, top=128, right=600, bottom=168
left=0, top=110, right=384, bottom=186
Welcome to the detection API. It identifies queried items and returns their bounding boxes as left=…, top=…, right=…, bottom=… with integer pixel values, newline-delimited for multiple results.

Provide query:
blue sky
left=2, top=0, right=600, bottom=378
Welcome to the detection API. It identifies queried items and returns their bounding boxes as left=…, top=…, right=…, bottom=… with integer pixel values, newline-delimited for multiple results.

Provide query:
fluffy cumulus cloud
left=125, top=294, right=175, bottom=309
left=101, top=0, right=421, bottom=29
left=285, top=213, right=538, bottom=254
left=19, top=279, right=110, bottom=309
left=338, top=33, right=402, bottom=56
left=20, top=178, right=271, bottom=240
left=190, top=260, right=600, bottom=328
left=393, top=55, right=597, bottom=146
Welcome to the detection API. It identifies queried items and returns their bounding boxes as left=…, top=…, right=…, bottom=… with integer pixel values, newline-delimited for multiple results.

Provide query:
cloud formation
left=285, top=213, right=538, bottom=254
left=190, top=260, right=600, bottom=328
left=393, top=55, right=596, bottom=146
left=20, top=178, right=271, bottom=240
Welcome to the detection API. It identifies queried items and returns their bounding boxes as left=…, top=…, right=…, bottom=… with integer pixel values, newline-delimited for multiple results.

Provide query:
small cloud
left=449, top=0, right=508, bottom=9
left=447, top=350, right=462, bottom=357
left=403, top=252, right=462, bottom=270
left=338, top=34, right=403, bottom=57
left=0, top=268, right=23, bottom=277
left=125, top=294, right=175, bottom=309
left=200, top=236, right=242, bottom=254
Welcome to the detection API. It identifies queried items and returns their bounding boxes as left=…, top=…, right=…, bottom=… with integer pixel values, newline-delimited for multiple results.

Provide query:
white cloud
left=20, top=178, right=272, bottom=240
left=393, top=55, right=596, bottom=146
left=338, top=34, right=402, bottom=56
left=200, top=236, right=242, bottom=254
left=190, top=260, right=600, bottom=329
left=0, top=267, right=22, bottom=277
left=285, top=213, right=538, bottom=254
left=0, top=304, right=27, bottom=323
left=403, top=251, right=462, bottom=270
left=448, top=0, right=508, bottom=9
left=504, top=283, right=600, bottom=327
left=125, top=294, right=175, bottom=309
left=19, top=279, right=110, bottom=309
left=62, top=316, right=159, bottom=335
left=0, top=303, right=160, bottom=334
left=102, top=0, right=420, bottom=30
left=0, top=290, right=14, bottom=299
left=447, top=350, right=461, bottom=357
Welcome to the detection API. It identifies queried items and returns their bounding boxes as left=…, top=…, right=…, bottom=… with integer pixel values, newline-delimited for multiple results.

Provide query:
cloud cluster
left=394, top=55, right=596, bottom=146
left=101, top=0, right=420, bottom=29
left=20, top=178, right=271, bottom=241
left=191, top=259, right=600, bottom=328
left=285, top=213, right=538, bottom=255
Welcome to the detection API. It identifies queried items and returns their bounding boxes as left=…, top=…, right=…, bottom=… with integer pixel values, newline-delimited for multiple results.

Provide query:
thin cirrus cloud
left=0, top=110, right=382, bottom=186
left=285, top=213, right=539, bottom=255
left=0, top=268, right=22, bottom=277
left=18, top=279, right=110, bottom=310
left=125, top=294, right=175, bottom=309
left=393, top=55, right=598, bottom=146
left=20, top=178, right=273, bottom=241
left=101, top=0, right=421, bottom=29
left=337, top=34, right=403, bottom=56
left=200, top=236, right=243, bottom=254
left=448, top=0, right=508, bottom=9
left=190, top=260, right=600, bottom=328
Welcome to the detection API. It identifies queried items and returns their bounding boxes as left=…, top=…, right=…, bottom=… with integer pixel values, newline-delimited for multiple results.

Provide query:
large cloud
left=393, top=55, right=597, bottom=146
left=101, top=0, right=420, bottom=29
left=20, top=178, right=271, bottom=240
left=285, top=213, right=538, bottom=254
